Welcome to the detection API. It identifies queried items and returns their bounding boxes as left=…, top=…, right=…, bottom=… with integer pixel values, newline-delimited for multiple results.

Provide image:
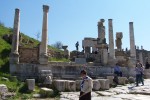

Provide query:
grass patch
left=49, top=57, right=70, bottom=62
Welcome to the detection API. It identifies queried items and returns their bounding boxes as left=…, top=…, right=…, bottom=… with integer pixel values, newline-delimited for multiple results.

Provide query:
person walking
left=135, top=60, right=144, bottom=86
left=79, top=70, right=93, bottom=100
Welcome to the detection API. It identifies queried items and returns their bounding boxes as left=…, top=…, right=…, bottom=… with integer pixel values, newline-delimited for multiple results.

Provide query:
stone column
left=108, top=19, right=115, bottom=59
left=10, top=8, right=20, bottom=64
left=39, top=5, right=49, bottom=64
left=129, top=22, right=136, bottom=58
left=139, top=52, right=143, bottom=65
left=128, top=22, right=136, bottom=67
left=97, top=19, right=105, bottom=43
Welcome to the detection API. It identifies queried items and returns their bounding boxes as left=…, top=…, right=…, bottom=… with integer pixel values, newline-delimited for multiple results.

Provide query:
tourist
left=114, top=63, right=122, bottom=77
left=75, top=41, right=79, bottom=51
left=135, top=60, right=144, bottom=86
left=145, top=61, right=150, bottom=69
left=79, top=70, right=93, bottom=100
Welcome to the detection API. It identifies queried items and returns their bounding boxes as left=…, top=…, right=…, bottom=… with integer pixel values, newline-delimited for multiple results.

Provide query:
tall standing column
left=108, top=19, right=115, bottom=59
left=10, top=8, right=20, bottom=64
left=39, top=5, right=49, bottom=64
left=129, top=22, right=136, bottom=58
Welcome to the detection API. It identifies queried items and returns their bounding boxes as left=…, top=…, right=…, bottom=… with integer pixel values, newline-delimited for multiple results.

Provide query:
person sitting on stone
left=114, top=63, right=122, bottom=77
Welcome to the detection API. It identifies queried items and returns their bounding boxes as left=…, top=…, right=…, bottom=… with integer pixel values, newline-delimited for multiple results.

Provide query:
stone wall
left=14, top=62, right=136, bottom=81
left=19, top=47, right=39, bottom=63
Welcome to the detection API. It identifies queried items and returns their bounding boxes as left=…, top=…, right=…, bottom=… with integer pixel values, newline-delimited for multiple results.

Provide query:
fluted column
left=129, top=22, right=136, bottom=58
left=39, top=5, right=49, bottom=64
left=10, top=8, right=20, bottom=64
left=108, top=19, right=115, bottom=59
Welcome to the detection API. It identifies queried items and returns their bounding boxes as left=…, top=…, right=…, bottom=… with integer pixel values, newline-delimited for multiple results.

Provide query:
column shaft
left=11, top=8, right=20, bottom=54
left=129, top=22, right=136, bottom=58
left=108, top=19, right=115, bottom=59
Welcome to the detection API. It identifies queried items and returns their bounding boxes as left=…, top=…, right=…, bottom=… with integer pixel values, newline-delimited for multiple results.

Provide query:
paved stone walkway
left=60, top=79, right=150, bottom=100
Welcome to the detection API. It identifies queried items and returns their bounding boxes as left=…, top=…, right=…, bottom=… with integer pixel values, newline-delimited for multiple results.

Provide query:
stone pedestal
left=75, top=58, right=86, bottom=64
left=40, top=87, right=53, bottom=97
left=118, top=77, right=128, bottom=85
left=0, top=84, right=8, bottom=94
left=98, top=79, right=110, bottom=90
left=93, top=80, right=101, bottom=91
left=53, top=80, right=66, bottom=92
left=107, top=76, right=114, bottom=85
left=26, top=79, right=35, bottom=91
left=128, top=77, right=135, bottom=83
left=144, top=69, right=150, bottom=79
left=39, top=54, right=48, bottom=64
left=128, top=57, right=136, bottom=67
left=66, top=81, right=76, bottom=91
left=76, top=80, right=82, bottom=91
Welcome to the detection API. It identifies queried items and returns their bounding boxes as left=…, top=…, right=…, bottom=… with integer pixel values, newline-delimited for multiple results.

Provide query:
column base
left=39, top=54, right=48, bottom=64
left=128, top=57, right=136, bottom=67
left=9, top=52, right=19, bottom=64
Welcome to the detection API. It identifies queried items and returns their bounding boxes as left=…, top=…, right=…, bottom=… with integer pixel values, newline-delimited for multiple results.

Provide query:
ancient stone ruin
left=9, top=5, right=150, bottom=92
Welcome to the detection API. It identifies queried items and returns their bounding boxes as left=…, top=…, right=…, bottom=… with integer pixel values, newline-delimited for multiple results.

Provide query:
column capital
left=15, top=8, right=20, bottom=13
left=108, top=19, right=113, bottom=21
left=43, top=5, right=49, bottom=12
left=129, top=22, right=133, bottom=24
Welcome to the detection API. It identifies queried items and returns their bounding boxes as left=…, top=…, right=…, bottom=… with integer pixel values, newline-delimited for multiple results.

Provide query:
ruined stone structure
left=116, top=32, right=123, bottom=51
left=9, top=6, right=150, bottom=81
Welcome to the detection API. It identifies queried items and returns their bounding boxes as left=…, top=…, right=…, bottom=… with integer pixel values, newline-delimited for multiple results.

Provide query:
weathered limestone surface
left=9, top=8, right=20, bottom=74
left=26, top=79, right=35, bottom=91
left=97, top=19, right=105, bottom=43
left=43, top=76, right=52, bottom=85
left=53, top=80, right=66, bottom=92
left=144, top=69, right=150, bottom=79
left=75, top=58, right=86, bottom=64
left=129, top=22, right=136, bottom=58
left=0, top=84, right=8, bottom=94
left=128, top=76, right=135, bottom=83
left=93, top=80, right=101, bottom=91
left=108, top=19, right=115, bottom=59
left=39, top=5, right=49, bottom=64
left=118, top=77, right=128, bottom=85
left=76, top=80, right=82, bottom=91
left=10, top=8, right=20, bottom=63
left=66, top=81, right=76, bottom=92
left=98, top=79, right=110, bottom=90
left=107, top=76, right=114, bottom=85
left=60, top=79, right=150, bottom=100
left=40, top=87, right=53, bottom=97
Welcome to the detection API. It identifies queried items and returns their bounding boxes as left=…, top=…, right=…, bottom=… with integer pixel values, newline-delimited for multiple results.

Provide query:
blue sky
left=1, top=0, right=150, bottom=51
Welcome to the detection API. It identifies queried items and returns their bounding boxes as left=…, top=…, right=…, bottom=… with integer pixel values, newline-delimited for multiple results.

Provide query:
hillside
left=0, top=24, right=64, bottom=73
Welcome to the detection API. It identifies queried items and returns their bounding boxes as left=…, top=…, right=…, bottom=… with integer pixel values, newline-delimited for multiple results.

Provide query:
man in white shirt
left=79, top=70, right=93, bottom=100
